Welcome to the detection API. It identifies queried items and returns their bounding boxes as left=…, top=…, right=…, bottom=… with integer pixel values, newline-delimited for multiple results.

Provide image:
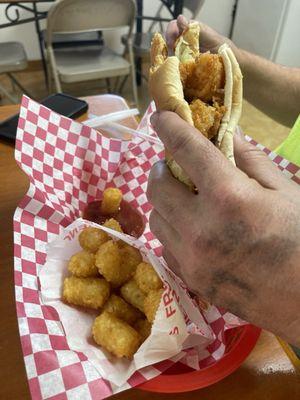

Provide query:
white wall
left=274, top=0, right=300, bottom=67
left=231, top=0, right=300, bottom=67
left=141, top=0, right=235, bottom=36
left=232, top=0, right=288, bottom=59
left=0, top=0, right=235, bottom=60
left=196, top=0, right=235, bottom=36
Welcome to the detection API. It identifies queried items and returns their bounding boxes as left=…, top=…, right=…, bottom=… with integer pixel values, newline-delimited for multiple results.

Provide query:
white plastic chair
left=45, top=0, right=138, bottom=105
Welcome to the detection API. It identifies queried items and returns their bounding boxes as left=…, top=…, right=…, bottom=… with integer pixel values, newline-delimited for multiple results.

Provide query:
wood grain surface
left=0, top=97, right=299, bottom=400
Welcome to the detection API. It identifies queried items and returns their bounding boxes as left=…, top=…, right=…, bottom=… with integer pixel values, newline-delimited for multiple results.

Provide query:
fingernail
left=150, top=112, right=159, bottom=127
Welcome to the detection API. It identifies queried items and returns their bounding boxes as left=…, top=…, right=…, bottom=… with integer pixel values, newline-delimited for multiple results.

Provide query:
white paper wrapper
left=40, top=218, right=214, bottom=387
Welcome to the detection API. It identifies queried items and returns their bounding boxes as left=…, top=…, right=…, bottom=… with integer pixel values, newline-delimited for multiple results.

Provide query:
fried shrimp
left=189, top=99, right=226, bottom=139
left=181, top=53, right=225, bottom=103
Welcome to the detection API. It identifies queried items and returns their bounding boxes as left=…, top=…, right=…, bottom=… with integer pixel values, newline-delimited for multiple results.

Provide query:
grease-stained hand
left=147, top=110, right=300, bottom=347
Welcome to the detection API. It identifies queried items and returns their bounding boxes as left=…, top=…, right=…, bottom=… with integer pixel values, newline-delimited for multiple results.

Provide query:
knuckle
left=156, top=110, right=173, bottom=127
left=240, top=144, right=267, bottom=163
left=170, top=129, right=195, bottom=158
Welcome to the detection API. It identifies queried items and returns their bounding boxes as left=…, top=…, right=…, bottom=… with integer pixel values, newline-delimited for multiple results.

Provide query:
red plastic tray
left=138, top=325, right=261, bottom=393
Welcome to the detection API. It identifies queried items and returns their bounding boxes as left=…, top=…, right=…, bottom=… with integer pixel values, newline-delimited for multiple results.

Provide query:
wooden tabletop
left=0, top=95, right=299, bottom=399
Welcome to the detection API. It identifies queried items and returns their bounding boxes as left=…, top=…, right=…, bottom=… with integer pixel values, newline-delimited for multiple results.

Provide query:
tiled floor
left=0, top=66, right=291, bottom=151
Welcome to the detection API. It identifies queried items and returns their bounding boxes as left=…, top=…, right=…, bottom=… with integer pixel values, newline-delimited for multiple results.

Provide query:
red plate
left=138, top=325, right=261, bottom=393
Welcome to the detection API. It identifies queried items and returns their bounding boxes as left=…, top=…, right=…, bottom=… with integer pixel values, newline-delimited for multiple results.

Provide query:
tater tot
left=134, top=262, right=163, bottom=293
left=144, top=289, right=163, bottom=323
left=79, top=227, right=109, bottom=253
left=103, top=218, right=123, bottom=233
left=134, top=319, right=152, bottom=343
left=92, top=311, right=141, bottom=358
left=119, top=244, right=142, bottom=274
left=101, top=188, right=122, bottom=215
left=95, top=240, right=132, bottom=287
left=120, top=279, right=146, bottom=313
left=63, top=276, right=110, bottom=309
left=103, top=294, right=142, bottom=325
left=68, top=250, right=98, bottom=277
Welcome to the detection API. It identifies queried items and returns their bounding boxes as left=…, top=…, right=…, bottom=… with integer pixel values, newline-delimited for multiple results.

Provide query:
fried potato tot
left=120, top=279, right=146, bottom=313
left=144, top=289, right=163, bottom=323
left=101, top=188, right=122, bottom=215
left=103, top=294, right=142, bottom=325
left=95, top=240, right=135, bottom=287
left=79, top=227, right=109, bottom=253
left=92, top=311, right=141, bottom=358
left=68, top=250, right=98, bottom=278
left=119, top=243, right=143, bottom=275
left=63, top=276, right=110, bottom=309
left=103, top=218, right=123, bottom=233
left=134, top=319, right=152, bottom=343
left=134, top=262, right=163, bottom=294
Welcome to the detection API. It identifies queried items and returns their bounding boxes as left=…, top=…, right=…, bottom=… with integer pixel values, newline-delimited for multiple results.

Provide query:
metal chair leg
left=128, top=43, right=139, bottom=107
left=113, top=76, right=120, bottom=93
left=0, top=82, right=18, bottom=103
left=119, top=75, right=128, bottom=94
left=135, top=57, right=142, bottom=86
left=53, top=67, right=62, bottom=93
left=48, top=46, right=62, bottom=93
left=10, top=78, right=17, bottom=93
left=131, top=69, right=139, bottom=107
left=7, top=73, right=32, bottom=98
left=47, top=59, right=54, bottom=94
left=105, top=78, right=111, bottom=93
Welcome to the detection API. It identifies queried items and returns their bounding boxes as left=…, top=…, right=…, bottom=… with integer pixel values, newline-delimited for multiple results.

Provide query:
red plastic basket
left=138, top=325, right=261, bottom=393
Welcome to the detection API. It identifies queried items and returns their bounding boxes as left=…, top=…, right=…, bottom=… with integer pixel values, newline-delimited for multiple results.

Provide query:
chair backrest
left=46, top=0, right=136, bottom=44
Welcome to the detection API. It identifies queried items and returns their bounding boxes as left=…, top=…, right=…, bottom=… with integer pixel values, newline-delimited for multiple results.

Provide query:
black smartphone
left=0, top=93, right=88, bottom=141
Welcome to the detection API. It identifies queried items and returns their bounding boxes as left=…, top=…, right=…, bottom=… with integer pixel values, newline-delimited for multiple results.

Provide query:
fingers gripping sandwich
left=149, top=23, right=243, bottom=190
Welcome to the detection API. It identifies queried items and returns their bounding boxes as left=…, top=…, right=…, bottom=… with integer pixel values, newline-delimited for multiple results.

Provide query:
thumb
left=177, top=14, right=189, bottom=32
left=234, top=131, right=288, bottom=189
left=165, top=19, right=180, bottom=51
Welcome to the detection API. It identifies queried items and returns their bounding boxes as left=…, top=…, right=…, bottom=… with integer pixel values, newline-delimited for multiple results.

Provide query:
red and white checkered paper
left=14, top=96, right=300, bottom=399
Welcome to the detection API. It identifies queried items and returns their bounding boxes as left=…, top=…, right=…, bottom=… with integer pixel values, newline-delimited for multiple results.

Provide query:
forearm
left=180, top=19, right=300, bottom=127
left=235, top=48, right=300, bottom=127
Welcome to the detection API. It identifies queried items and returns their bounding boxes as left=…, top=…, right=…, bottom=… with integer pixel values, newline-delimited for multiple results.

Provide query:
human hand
left=165, top=15, right=238, bottom=55
left=147, top=111, right=300, bottom=347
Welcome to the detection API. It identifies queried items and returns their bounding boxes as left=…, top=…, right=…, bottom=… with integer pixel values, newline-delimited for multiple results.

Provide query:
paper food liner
left=40, top=218, right=213, bottom=388
left=15, top=96, right=300, bottom=399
